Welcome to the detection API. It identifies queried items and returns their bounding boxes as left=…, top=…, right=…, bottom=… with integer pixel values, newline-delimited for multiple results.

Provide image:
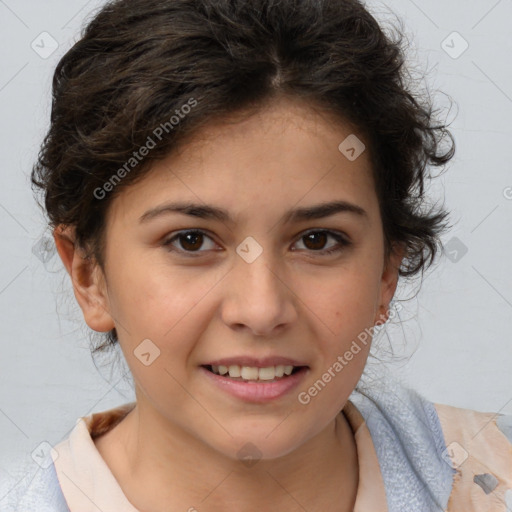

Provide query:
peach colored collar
left=52, top=403, right=139, bottom=512
left=344, top=400, right=389, bottom=511
left=51, top=400, right=387, bottom=512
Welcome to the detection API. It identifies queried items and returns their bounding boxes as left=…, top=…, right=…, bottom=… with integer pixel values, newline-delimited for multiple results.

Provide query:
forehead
left=170, top=97, right=370, bottom=175
left=106, top=97, right=377, bottom=227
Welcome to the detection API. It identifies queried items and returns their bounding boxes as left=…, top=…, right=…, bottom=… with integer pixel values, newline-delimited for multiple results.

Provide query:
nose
left=219, top=249, right=298, bottom=337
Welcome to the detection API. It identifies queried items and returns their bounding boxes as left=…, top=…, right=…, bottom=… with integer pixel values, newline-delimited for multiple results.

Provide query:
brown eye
left=162, top=229, right=350, bottom=257
left=179, top=232, right=204, bottom=251
left=302, top=232, right=329, bottom=250
left=293, top=230, right=351, bottom=255
left=163, top=230, right=217, bottom=254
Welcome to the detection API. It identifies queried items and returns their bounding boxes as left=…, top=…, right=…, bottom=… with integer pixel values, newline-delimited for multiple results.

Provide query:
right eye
left=162, top=230, right=218, bottom=255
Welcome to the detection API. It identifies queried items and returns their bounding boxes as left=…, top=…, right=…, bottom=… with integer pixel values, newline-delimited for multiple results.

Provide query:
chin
left=212, top=425, right=310, bottom=464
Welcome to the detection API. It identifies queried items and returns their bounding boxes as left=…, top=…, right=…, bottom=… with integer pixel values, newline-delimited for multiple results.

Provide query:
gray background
left=1, top=0, right=511, bottom=499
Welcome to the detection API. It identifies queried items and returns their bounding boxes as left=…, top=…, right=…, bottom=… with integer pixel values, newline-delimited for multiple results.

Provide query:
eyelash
left=162, top=229, right=352, bottom=257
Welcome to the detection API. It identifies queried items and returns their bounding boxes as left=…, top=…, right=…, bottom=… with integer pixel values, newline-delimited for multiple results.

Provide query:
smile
left=200, top=361, right=309, bottom=403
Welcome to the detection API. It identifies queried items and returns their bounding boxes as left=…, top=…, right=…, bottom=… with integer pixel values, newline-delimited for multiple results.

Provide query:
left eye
left=162, top=229, right=350, bottom=256
left=292, top=230, right=350, bottom=255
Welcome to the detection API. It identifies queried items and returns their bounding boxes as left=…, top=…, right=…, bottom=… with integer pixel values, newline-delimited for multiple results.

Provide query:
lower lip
left=200, top=366, right=309, bottom=403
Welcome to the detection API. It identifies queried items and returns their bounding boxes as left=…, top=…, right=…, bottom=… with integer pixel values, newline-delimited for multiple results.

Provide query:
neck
left=95, top=401, right=359, bottom=512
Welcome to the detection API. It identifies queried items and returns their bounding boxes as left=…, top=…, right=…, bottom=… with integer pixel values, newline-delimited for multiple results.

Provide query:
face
left=62, top=97, right=402, bottom=461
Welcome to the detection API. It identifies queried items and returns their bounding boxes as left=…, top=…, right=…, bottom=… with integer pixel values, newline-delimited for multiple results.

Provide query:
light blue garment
left=350, top=375, right=456, bottom=511
left=1, top=461, right=70, bottom=512
left=2, top=375, right=509, bottom=511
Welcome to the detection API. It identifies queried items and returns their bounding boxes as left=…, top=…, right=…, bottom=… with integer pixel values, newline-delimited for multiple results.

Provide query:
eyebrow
left=139, top=200, right=368, bottom=225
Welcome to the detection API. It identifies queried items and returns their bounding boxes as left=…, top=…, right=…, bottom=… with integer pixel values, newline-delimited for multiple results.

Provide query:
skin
left=55, top=96, right=403, bottom=512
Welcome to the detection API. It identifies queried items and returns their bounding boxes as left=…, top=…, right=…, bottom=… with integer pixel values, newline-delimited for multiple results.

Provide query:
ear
left=374, top=242, right=405, bottom=326
left=53, top=225, right=115, bottom=332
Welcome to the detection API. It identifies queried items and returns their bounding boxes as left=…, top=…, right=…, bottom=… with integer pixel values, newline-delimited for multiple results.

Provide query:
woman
left=6, top=0, right=512, bottom=510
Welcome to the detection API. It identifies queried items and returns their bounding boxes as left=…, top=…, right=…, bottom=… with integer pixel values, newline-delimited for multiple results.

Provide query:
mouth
left=200, top=357, right=310, bottom=402
left=202, top=364, right=306, bottom=382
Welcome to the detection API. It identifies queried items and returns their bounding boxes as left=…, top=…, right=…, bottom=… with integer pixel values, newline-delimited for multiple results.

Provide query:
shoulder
left=350, top=375, right=512, bottom=511
left=0, top=402, right=135, bottom=512
left=433, top=402, right=512, bottom=511
left=434, top=401, right=512, bottom=455
left=1, top=459, right=70, bottom=512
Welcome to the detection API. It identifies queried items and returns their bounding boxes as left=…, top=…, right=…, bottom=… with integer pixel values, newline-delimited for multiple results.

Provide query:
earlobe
left=53, top=225, right=115, bottom=333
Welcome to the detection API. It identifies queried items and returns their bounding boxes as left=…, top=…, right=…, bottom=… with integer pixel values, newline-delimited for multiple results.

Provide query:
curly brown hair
left=31, top=0, right=455, bottom=353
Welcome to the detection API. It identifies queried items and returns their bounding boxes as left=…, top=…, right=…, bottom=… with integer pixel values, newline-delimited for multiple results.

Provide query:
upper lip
left=202, top=356, right=308, bottom=368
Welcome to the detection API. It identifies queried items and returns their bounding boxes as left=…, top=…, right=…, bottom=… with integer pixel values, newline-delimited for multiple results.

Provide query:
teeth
left=228, top=365, right=241, bottom=377
left=209, top=364, right=300, bottom=381
left=258, top=367, right=276, bottom=380
left=241, top=366, right=259, bottom=379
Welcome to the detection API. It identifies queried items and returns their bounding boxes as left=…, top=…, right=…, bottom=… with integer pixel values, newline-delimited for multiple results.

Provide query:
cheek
left=296, top=265, right=382, bottom=340
left=295, top=277, right=376, bottom=415
left=108, top=259, right=221, bottom=339
left=110, top=268, right=238, bottom=415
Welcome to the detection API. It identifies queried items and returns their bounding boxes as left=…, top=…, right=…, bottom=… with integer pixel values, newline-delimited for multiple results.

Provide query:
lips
left=200, top=363, right=309, bottom=402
